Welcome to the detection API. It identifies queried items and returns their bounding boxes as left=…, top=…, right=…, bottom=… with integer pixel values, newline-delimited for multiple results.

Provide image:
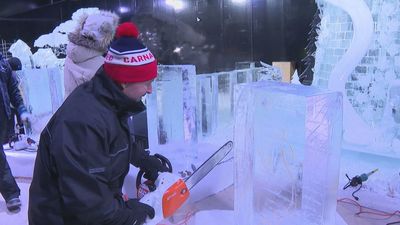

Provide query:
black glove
left=126, top=199, right=155, bottom=225
left=140, top=154, right=171, bottom=182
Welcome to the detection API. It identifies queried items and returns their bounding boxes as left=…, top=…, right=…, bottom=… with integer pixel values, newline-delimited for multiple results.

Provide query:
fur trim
left=68, top=10, right=119, bottom=53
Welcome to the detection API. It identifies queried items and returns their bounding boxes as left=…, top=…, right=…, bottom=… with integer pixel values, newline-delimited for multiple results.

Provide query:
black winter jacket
left=0, top=54, right=27, bottom=119
left=29, top=68, right=149, bottom=225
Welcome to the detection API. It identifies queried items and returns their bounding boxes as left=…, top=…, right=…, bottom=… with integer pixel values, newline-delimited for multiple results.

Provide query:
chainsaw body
left=140, top=172, right=189, bottom=225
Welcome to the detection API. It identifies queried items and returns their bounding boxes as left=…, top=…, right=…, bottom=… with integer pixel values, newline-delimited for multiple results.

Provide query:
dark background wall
left=0, top=0, right=316, bottom=73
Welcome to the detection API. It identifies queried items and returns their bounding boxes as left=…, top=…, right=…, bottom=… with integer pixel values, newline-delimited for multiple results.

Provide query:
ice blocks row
left=146, top=64, right=283, bottom=149
left=17, top=64, right=285, bottom=152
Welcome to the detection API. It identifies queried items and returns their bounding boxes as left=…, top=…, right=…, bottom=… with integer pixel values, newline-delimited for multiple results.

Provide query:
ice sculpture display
left=234, top=81, right=342, bottom=225
left=31, top=48, right=62, bottom=68
left=314, top=0, right=400, bottom=155
left=34, top=7, right=100, bottom=49
left=147, top=64, right=269, bottom=147
left=33, top=7, right=101, bottom=61
left=8, top=39, right=34, bottom=69
left=146, top=65, right=197, bottom=148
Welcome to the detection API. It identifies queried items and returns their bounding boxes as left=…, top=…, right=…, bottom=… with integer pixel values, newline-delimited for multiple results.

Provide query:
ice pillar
left=234, top=81, right=342, bottom=225
left=147, top=65, right=197, bottom=148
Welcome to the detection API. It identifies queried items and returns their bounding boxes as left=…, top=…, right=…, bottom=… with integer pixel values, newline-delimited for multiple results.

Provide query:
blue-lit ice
left=146, top=65, right=197, bottom=148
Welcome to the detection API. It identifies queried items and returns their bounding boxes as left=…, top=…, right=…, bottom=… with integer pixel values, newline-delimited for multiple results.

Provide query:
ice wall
left=147, top=64, right=276, bottom=147
left=196, top=66, right=279, bottom=140
left=234, top=81, right=342, bottom=225
left=18, top=67, right=64, bottom=136
left=314, top=0, right=400, bottom=155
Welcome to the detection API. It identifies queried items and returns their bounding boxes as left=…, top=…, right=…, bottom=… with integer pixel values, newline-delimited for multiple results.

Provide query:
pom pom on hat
left=115, top=22, right=139, bottom=39
left=104, top=22, right=157, bottom=84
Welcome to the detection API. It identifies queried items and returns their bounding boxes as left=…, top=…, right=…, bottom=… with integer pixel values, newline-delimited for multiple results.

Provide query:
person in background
left=3, top=57, right=25, bottom=145
left=29, top=22, right=169, bottom=225
left=64, top=10, right=119, bottom=98
left=0, top=54, right=32, bottom=212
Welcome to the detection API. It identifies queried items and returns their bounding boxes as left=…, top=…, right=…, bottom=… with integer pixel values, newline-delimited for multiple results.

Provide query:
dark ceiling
left=0, top=0, right=317, bottom=74
left=0, top=0, right=64, bottom=18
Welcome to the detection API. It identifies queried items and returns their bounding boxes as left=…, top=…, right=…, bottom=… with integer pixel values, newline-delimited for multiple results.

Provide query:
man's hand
left=20, top=112, right=33, bottom=124
left=20, top=112, right=34, bottom=134
left=140, top=154, right=171, bottom=182
left=126, top=199, right=155, bottom=225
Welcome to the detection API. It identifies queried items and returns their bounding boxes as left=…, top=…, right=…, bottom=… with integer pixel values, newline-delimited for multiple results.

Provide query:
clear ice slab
left=234, top=81, right=343, bottom=225
left=146, top=65, right=197, bottom=148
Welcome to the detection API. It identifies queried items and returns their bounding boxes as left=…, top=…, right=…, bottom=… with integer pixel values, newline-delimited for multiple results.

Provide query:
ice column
left=47, top=67, right=64, bottom=113
left=19, top=68, right=53, bottom=116
left=147, top=65, right=197, bottom=148
left=234, top=81, right=342, bottom=225
left=196, top=75, right=218, bottom=138
left=197, top=69, right=259, bottom=139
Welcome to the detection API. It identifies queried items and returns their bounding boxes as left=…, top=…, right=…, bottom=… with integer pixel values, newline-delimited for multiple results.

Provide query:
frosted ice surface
left=196, top=75, right=218, bottom=138
left=8, top=39, right=33, bottom=69
left=314, top=1, right=400, bottom=155
left=259, top=61, right=283, bottom=82
left=147, top=65, right=197, bottom=148
left=34, top=32, right=68, bottom=48
left=47, top=67, right=65, bottom=112
left=234, top=81, right=342, bottom=225
left=216, top=72, right=235, bottom=126
left=71, top=7, right=100, bottom=21
left=19, top=69, right=52, bottom=115
left=18, top=68, right=64, bottom=136
left=53, top=20, right=78, bottom=34
left=34, top=7, right=100, bottom=49
left=31, top=48, right=60, bottom=68
left=197, top=67, right=265, bottom=139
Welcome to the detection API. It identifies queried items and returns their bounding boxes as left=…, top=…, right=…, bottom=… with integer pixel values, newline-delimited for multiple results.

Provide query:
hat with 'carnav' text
left=104, top=22, right=157, bottom=83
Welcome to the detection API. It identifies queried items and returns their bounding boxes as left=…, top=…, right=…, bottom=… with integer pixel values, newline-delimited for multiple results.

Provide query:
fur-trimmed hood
left=68, top=10, right=119, bottom=53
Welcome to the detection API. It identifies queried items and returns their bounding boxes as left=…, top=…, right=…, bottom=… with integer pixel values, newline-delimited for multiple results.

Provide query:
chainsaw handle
left=154, top=153, right=173, bottom=173
left=136, top=154, right=173, bottom=190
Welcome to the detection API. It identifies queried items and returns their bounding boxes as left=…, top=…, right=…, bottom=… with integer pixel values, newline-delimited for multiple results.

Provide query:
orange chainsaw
left=136, top=141, right=233, bottom=225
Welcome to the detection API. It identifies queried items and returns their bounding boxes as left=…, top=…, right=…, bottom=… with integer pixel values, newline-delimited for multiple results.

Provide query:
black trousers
left=0, top=107, right=20, bottom=202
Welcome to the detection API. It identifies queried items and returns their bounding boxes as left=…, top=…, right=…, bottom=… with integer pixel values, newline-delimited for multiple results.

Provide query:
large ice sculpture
left=314, top=0, right=400, bottom=154
left=147, top=65, right=197, bottom=148
left=8, top=40, right=33, bottom=69
left=234, top=81, right=342, bottom=225
left=34, top=7, right=100, bottom=49
left=31, top=49, right=62, bottom=68
left=33, top=7, right=101, bottom=60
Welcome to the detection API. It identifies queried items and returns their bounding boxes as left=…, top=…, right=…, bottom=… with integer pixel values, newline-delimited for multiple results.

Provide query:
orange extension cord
left=337, top=198, right=400, bottom=225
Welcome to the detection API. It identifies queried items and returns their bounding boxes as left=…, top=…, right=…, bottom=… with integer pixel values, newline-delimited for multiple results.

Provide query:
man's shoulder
left=59, top=90, right=116, bottom=125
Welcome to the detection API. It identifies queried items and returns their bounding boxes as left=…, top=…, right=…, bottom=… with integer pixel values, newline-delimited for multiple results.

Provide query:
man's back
left=28, top=71, right=145, bottom=225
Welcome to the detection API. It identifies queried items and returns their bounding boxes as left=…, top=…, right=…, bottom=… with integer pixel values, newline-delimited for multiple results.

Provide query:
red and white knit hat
left=104, top=22, right=157, bottom=83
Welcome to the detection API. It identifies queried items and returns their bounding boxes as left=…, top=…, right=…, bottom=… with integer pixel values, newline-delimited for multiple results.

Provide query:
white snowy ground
left=1, top=180, right=399, bottom=225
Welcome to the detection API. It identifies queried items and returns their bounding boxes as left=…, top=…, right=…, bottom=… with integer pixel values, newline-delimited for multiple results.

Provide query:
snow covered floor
left=0, top=178, right=30, bottom=225
left=2, top=140, right=400, bottom=224
left=1, top=180, right=399, bottom=225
